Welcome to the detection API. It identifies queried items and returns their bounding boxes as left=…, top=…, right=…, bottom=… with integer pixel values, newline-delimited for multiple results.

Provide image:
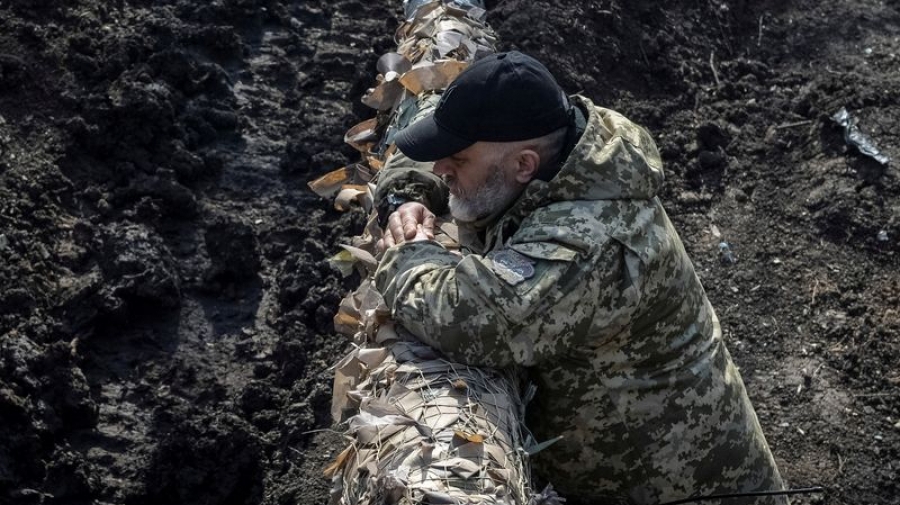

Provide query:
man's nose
left=432, top=158, right=452, bottom=176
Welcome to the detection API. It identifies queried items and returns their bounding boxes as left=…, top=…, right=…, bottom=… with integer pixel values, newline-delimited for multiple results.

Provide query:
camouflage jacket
left=373, top=96, right=786, bottom=504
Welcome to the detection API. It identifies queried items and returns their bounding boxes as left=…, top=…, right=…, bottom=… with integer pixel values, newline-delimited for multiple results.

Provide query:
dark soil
left=0, top=0, right=897, bottom=504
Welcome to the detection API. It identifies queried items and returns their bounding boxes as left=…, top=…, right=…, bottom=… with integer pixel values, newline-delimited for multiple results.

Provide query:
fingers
left=412, top=224, right=430, bottom=242
left=390, top=203, right=430, bottom=241
left=380, top=202, right=436, bottom=250
left=387, top=211, right=405, bottom=243
left=398, top=203, right=435, bottom=239
left=421, top=211, right=436, bottom=239
left=401, top=208, right=419, bottom=240
left=375, top=224, right=397, bottom=254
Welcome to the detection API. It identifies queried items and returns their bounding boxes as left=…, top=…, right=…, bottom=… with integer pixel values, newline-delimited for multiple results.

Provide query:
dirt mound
left=0, top=0, right=897, bottom=503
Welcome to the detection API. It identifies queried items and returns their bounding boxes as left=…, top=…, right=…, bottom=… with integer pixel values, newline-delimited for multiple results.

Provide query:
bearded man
left=371, top=51, right=787, bottom=504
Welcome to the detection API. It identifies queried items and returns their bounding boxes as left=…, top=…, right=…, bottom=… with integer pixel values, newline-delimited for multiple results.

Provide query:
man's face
left=432, top=142, right=523, bottom=222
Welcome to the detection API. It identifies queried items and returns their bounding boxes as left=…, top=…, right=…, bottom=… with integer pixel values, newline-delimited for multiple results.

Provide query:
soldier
left=372, top=51, right=787, bottom=504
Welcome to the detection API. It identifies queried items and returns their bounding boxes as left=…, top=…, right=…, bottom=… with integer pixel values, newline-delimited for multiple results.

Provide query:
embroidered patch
left=489, top=249, right=535, bottom=286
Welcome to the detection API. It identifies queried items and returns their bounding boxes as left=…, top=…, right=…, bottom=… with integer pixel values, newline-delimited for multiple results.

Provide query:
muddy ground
left=0, top=0, right=897, bottom=503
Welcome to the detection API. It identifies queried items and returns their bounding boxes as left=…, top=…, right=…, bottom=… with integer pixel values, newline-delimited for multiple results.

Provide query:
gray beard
left=448, top=169, right=521, bottom=223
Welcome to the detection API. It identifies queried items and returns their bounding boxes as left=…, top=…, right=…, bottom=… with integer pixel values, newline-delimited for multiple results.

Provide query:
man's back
left=510, top=132, right=785, bottom=500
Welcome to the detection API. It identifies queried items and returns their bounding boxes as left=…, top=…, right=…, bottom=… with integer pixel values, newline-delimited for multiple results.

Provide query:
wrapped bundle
left=327, top=281, right=532, bottom=504
left=311, top=2, right=559, bottom=504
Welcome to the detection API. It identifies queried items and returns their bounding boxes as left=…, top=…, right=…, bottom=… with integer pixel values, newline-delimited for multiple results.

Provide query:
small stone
left=877, top=230, right=889, bottom=242
left=893, top=420, right=900, bottom=430
left=679, top=191, right=702, bottom=205
left=727, top=188, right=749, bottom=203
left=97, top=198, right=112, bottom=214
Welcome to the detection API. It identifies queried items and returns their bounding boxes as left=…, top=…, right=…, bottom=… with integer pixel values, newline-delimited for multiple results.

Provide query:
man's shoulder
left=571, top=95, right=658, bottom=154
left=517, top=198, right=659, bottom=236
left=509, top=198, right=680, bottom=266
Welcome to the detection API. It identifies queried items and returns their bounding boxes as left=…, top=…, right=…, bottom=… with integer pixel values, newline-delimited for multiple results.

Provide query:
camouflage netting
left=327, top=280, right=533, bottom=504
left=312, top=1, right=558, bottom=504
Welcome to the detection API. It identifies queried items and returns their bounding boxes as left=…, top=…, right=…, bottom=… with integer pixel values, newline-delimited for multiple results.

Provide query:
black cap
left=395, top=51, right=572, bottom=162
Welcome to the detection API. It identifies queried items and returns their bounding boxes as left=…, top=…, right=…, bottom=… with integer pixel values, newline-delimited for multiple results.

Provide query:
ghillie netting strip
left=310, top=1, right=561, bottom=504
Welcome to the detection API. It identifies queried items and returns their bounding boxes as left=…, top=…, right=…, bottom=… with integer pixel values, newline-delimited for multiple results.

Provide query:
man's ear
left=512, top=148, right=540, bottom=184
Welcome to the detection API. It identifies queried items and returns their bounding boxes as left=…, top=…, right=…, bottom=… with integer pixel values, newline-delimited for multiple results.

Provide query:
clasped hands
left=376, top=202, right=436, bottom=253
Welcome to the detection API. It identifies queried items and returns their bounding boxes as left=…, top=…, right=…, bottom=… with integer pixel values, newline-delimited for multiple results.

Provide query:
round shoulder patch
left=489, top=248, right=535, bottom=286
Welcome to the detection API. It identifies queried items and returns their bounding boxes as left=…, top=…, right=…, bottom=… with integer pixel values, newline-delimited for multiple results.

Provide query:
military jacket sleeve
left=373, top=227, right=643, bottom=368
left=372, top=151, right=449, bottom=217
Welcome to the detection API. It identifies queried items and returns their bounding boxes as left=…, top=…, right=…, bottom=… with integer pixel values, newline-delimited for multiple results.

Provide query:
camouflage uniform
left=373, top=96, right=787, bottom=504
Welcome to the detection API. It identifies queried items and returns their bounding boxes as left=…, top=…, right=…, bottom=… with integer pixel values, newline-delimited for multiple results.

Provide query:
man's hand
left=377, top=202, right=436, bottom=252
